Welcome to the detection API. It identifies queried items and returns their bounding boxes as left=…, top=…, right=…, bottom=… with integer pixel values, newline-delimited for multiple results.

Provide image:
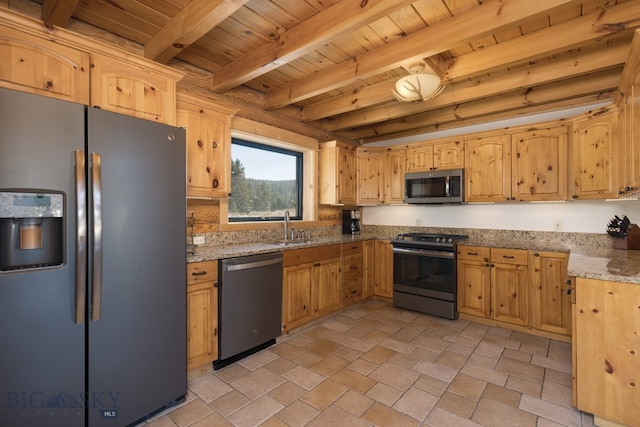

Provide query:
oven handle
left=392, top=247, right=455, bottom=259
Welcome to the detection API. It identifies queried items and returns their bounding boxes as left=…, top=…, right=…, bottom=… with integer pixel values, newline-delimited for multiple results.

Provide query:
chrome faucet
left=284, top=210, right=290, bottom=240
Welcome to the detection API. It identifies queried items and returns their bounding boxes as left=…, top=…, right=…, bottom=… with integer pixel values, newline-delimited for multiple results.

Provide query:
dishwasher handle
left=224, top=256, right=282, bottom=272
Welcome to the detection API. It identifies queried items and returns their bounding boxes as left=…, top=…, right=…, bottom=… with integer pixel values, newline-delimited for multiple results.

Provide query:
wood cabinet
left=457, top=245, right=491, bottom=318
left=177, top=94, right=235, bottom=199
left=363, top=240, right=376, bottom=298
left=0, top=25, right=90, bottom=104
left=319, top=140, right=357, bottom=205
left=406, top=139, right=464, bottom=172
left=574, top=277, right=640, bottom=426
left=465, top=134, right=512, bottom=202
left=374, top=240, right=393, bottom=298
left=383, top=147, right=406, bottom=204
left=511, top=127, right=568, bottom=201
left=570, top=108, right=618, bottom=200
left=490, top=248, right=529, bottom=327
left=282, top=245, right=341, bottom=331
left=619, top=83, right=640, bottom=196
left=342, top=241, right=363, bottom=307
left=529, top=251, right=571, bottom=336
left=186, top=260, right=218, bottom=369
left=356, top=148, right=384, bottom=205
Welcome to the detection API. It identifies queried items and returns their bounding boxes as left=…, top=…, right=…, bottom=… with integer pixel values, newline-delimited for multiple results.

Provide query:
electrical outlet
left=554, top=220, right=562, bottom=232
left=193, top=235, right=206, bottom=245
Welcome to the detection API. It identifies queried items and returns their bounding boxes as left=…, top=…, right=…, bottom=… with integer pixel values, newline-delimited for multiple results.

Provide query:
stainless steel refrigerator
left=0, top=88, right=187, bottom=427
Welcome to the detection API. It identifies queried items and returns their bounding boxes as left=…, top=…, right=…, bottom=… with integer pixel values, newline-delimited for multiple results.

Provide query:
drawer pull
left=192, top=270, right=207, bottom=276
left=467, top=252, right=478, bottom=256
left=502, top=255, right=515, bottom=259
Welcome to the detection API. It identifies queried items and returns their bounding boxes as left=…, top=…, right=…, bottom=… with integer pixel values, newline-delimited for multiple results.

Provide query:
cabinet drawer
left=187, top=260, right=218, bottom=285
left=283, top=244, right=341, bottom=267
left=342, top=241, right=363, bottom=256
left=342, top=254, right=363, bottom=281
left=342, top=279, right=363, bottom=305
left=491, top=248, right=528, bottom=265
left=457, top=245, right=490, bottom=262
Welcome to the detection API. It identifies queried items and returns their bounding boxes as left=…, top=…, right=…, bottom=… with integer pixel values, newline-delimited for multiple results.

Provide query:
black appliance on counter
left=342, top=209, right=361, bottom=235
left=391, top=233, right=468, bottom=319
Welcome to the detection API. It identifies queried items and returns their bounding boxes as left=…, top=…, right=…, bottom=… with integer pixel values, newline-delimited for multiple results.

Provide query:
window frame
left=228, top=138, right=304, bottom=223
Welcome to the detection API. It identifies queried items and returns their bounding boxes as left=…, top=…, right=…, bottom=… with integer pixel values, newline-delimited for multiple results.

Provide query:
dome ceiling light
left=392, top=60, right=445, bottom=103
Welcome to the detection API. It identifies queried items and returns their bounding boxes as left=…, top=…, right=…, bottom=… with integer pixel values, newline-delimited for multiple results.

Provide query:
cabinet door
left=529, top=251, right=571, bottom=336
left=356, top=148, right=384, bottom=205
left=406, top=144, right=434, bottom=173
left=282, top=264, right=314, bottom=331
left=177, top=102, right=230, bottom=198
left=491, top=262, right=529, bottom=326
left=465, top=135, right=512, bottom=202
left=338, top=144, right=358, bottom=204
left=571, top=111, right=618, bottom=199
left=186, top=281, right=217, bottom=369
left=512, top=128, right=568, bottom=201
left=314, top=259, right=342, bottom=317
left=384, top=148, right=406, bottom=204
left=319, top=141, right=357, bottom=205
left=363, top=240, right=376, bottom=298
left=575, top=278, right=640, bottom=426
left=620, top=84, right=640, bottom=195
left=374, top=240, right=393, bottom=298
left=434, top=140, right=464, bottom=170
left=457, top=252, right=491, bottom=318
left=0, top=26, right=90, bottom=104
left=90, top=54, right=177, bottom=124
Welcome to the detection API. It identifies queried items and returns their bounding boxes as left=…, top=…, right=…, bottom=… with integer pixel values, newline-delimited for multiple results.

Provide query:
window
left=229, top=138, right=303, bottom=222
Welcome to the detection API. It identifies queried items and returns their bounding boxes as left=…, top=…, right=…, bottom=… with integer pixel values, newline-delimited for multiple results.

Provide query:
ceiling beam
left=313, top=42, right=628, bottom=129
left=41, top=0, right=80, bottom=27
left=265, top=0, right=581, bottom=109
left=145, top=0, right=249, bottom=64
left=615, top=28, right=640, bottom=105
left=346, top=69, right=620, bottom=141
left=209, top=0, right=417, bottom=92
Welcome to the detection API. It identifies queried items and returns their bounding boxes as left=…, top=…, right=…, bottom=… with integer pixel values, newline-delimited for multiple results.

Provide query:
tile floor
left=142, top=299, right=595, bottom=427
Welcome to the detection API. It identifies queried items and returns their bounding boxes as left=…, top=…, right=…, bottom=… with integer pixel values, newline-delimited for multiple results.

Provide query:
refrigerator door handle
left=74, top=150, right=87, bottom=324
left=90, top=152, right=103, bottom=321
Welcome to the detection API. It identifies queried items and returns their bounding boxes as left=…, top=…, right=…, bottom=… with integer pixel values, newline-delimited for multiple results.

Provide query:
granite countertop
left=566, top=245, right=640, bottom=284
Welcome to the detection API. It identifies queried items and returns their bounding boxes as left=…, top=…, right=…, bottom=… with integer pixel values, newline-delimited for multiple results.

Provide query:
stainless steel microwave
left=404, top=169, right=464, bottom=204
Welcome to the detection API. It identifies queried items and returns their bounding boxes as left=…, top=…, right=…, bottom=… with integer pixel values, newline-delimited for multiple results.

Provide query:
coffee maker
left=342, top=209, right=361, bottom=235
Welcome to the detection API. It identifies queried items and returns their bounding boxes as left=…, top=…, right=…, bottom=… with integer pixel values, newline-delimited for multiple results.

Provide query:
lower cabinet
left=374, top=240, right=393, bottom=297
left=342, top=241, right=364, bottom=307
left=282, top=245, right=341, bottom=331
left=363, top=240, right=376, bottom=298
left=574, top=277, right=640, bottom=426
left=457, top=245, right=571, bottom=337
left=186, top=260, right=218, bottom=370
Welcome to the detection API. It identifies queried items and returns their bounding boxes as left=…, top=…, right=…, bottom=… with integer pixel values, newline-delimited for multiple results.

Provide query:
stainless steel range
left=391, top=233, right=468, bottom=319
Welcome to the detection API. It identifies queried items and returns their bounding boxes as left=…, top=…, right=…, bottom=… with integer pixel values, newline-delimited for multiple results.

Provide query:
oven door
left=392, top=247, right=456, bottom=301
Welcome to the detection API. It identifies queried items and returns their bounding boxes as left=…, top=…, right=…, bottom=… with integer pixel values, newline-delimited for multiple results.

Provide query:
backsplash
left=197, top=225, right=342, bottom=246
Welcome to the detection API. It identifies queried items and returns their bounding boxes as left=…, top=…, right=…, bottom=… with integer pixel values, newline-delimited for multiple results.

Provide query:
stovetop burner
left=392, top=232, right=468, bottom=249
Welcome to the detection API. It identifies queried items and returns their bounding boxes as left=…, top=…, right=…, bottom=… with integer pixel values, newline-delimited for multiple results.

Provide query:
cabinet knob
left=197, top=140, right=203, bottom=147
left=212, top=141, right=218, bottom=149
left=212, top=178, right=219, bottom=188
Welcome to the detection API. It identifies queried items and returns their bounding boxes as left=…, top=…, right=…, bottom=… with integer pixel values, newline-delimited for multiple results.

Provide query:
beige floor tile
left=465, top=352, right=499, bottom=370
left=399, top=323, right=428, bottom=337
left=291, top=350, right=324, bottom=368
left=387, top=352, right=418, bottom=369
left=531, top=354, right=572, bottom=374
left=503, top=347, right=534, bottom=363
left=302, top=325, right=332, bottom=339
left=474, top=341, right=506, bottom=359
left=496, top=356, right=545, bottom=384
left=361, top=402, right=420, bottom=427
left=264, top=356, right=297, bottom=375
left=269, top=342, right=305, bottom=360
left=461, top=323, right=490, bottom=339
left=481, top=382, right=522, bottom=408
left=145, top=415, right=180, bottom=427
left=275, top=399, right=319, bottom=426
left=369, top=362, right=421, bottom=391
left=303, top=337, right=344, bottom=357
left=519, top=394, right=582, bottom=426
left=260, top=416, right=289, bottom=427
left=334, top=346, right=363, bottom=362
left=361, top=329, right=391, bottom=343
left=411, top=334, right=450, bottom=353
left=344, top=326, right=368, bottom=338
left=443, top=332, right=481, bottom=348
left=188, top=374, right=233, bottom=403
left=226, top=395, right=284, bottom=427
left=380, top=337, right=417, bottom=354
left=413, top=374, right=449, bottom=397
left=393, top=386, right=439, bottom=422
left=209, top=390, right=251, bottom=417
left=412, top=360, right=458, bottom=383
left=447, top=342, right=476, bottom=357
left=214, top=363, right=250, bottom=383
left=238, top=349, right=279, bottom=371
left=229, top=367, right=286, bottom=400
left=301, top=378, right=348, bottom=410
left=282, top=365, right=326, bottom=390
left=347, top=358, right=378, bottom=376
left=410, top=346, right=440, bottom=363
left=334, top=390, right=375, bottom=417
left=424, top=406, right=483, bottom=427
left=506, top=375, right=543, bottom=397
left=448, top=373, right=487, bottom=401
left=472, top=396, right=537, bottom=427
left=285, top=334, right=314, bottom=348
left=342, top=335, right=377, bottom=352
left=435, top=350, right=468, bottom=370
left=361, top=344, right=397, bottom=364
left=541, top=379, right=573, bottom=408
left=460, top=363, right=508, bottom=386
left=545, top=368, right=573, bottom=387
left=436, top=391, right=477, bottom=419
left=366, top=382, right=403, bottom=406
left=167, top=399, right=213, bottom=427
left=306, top=404, right=371, bottom=427
left=310, top=354, right=349, bottom=376
left=267, top=381, right=307, bottom=406
left=189, top=411, right=233, bottom=427
left=548, top=340, right=572, bottom=362
left=330, top=368, right=376, bottom=394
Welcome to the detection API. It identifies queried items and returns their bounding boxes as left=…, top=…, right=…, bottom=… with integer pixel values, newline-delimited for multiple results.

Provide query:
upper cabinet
left=570, top=108, right=618, bottom=200
left=0, top=25, right=90, bottom=104
left=318, top=140, right=357, bottom=205
left=90, top=54, right=180, bottom=125
left=356, top=148, right=384, bottom=205
left=383, top=147, right=406, bottom=204
left=511, top=127, right=568, bottom=201
left=465, top=134, right=512, bottom=202
left=177, top=93, right=236, bottom=199
left=406, top=139, right=464, bottom=173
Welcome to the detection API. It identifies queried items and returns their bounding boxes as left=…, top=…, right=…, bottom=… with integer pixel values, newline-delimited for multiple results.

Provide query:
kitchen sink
left=269, top=239, right=312, bottom=246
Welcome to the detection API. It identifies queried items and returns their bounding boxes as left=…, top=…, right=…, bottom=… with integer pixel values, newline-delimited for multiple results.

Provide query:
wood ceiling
left=20, top=0, right=640, bottom=144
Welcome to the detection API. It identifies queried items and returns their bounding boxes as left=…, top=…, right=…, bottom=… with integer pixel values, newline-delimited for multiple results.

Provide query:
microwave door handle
left=445, top=175, right=450, bottom=197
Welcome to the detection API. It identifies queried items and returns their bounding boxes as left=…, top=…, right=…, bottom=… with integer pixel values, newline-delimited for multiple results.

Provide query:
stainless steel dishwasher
left=214, top=252, right=283, bottom=369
